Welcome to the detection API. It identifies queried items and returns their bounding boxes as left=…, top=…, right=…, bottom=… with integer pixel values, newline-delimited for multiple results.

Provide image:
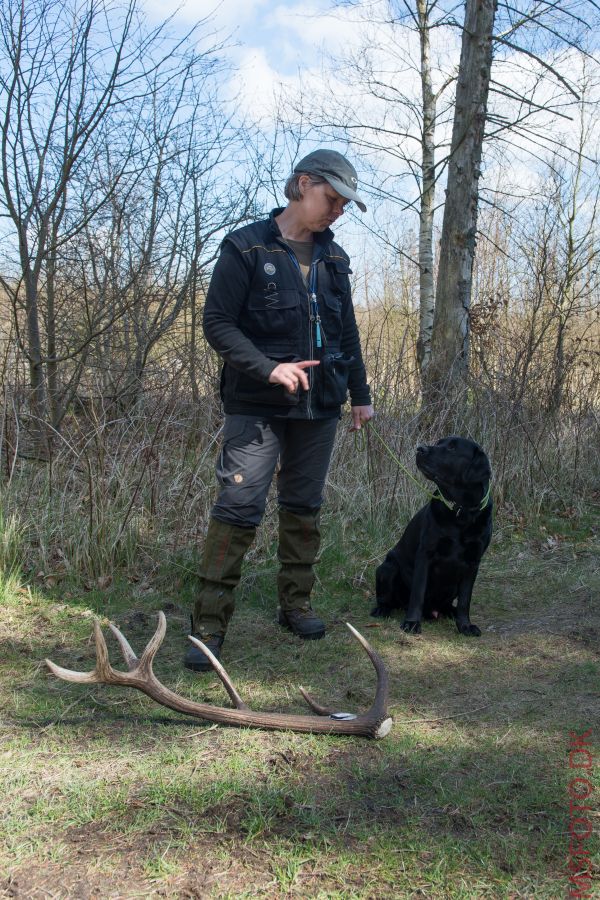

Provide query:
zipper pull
left=311, top=293, right=322, bottom=348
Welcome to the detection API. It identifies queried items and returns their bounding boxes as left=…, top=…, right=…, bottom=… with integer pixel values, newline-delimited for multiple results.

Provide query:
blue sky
left=143, top=0, right=353, bottom=79
left=139, top=0, right=600, bottom=261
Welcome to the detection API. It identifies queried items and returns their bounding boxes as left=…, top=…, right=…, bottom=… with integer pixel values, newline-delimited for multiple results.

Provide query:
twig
left=391, top=701, right=492, bottom=724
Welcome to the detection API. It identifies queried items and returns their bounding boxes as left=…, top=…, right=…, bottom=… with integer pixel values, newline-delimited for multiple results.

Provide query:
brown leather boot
left=277, top=606, right=325, bottom=639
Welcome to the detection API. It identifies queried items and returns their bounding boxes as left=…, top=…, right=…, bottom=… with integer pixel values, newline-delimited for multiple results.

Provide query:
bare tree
left=424, top=0, right=498, bottom=404
left=0, top=0, right=244, bottom=448
left=309, top=0, right=599, bottom=400
left=302, top=0, right=458, bottom=377
left=76, top=85, right=258, bottom=412
left=463, top=64, right=600, bottom=419
left=425, top=2, right=600, bottom=406
left=509, top=108, right=600, bottom=414
left=414, top=0, right=440, bottom=376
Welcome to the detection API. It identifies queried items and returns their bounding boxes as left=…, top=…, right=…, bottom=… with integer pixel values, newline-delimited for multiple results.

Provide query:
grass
left=0, top=502, right=599, bottom=899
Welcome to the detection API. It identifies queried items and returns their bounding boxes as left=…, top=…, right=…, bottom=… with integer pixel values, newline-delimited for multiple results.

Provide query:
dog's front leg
left=455, top=569, right=481, bottom=636
left=400, top=553, right=428, bottom=634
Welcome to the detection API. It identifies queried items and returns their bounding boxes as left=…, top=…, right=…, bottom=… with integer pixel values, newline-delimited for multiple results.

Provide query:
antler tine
left=345, top=621, right=377, bottom=655
left=187, top=636, right=250, bottom=710
left=345, top=621, right=389, bottom=718
left=92, top=619, right=115, bottom=680
left=45, top=658, right=99, bottom=684
left=137, top=611, right=167, bottom=673
left=45, top=620, right=114, bottom=684
left=297, top=622, right=389, bottom=720
left=298, top=686, right=330, bottom=715
left=108, top=622, right=138, bottom=671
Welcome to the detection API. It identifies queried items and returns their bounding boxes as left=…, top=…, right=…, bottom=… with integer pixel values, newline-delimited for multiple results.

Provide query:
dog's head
left=416, top=436, right=491, bottom=509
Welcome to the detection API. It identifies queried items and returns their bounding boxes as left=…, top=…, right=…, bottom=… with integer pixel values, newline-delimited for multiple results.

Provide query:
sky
left=139, top=0, right=594, bottom=181
left=138, top=0, right=600, bottom=271
left=143, top=0, right=355, bottom=93
left=140, top=0, right=401, bottom=258
left=2, top=0, right=596, bottom=293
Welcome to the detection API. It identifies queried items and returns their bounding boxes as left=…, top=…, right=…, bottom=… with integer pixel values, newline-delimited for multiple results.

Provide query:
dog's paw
left=400, top=619, right=422, bottom=634
left=370, top=605, right=391, bottom=618
left=457, top=622, right=481, bottom=637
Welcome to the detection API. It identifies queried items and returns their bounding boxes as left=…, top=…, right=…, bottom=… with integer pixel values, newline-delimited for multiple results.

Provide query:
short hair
left=284, top=172, right=327, bottom=201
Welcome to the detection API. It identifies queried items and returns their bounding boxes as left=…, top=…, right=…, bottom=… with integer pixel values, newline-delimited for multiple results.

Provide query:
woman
left=185, top=149, right=374, bottom=671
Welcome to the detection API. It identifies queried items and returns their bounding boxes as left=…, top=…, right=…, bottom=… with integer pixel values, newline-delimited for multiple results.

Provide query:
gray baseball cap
left=294, top=149, right=367, bottom=212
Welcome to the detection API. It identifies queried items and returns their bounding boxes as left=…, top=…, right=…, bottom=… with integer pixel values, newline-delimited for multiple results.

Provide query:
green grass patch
left=1, top=523, right=599, bottom=898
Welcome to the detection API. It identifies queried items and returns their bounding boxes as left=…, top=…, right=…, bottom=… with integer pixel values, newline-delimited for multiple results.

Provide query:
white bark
left=416, top=0, right=436, bottom=377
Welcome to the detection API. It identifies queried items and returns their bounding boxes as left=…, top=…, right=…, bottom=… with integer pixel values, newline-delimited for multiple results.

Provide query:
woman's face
left=297, top=176, right=350, bottom=232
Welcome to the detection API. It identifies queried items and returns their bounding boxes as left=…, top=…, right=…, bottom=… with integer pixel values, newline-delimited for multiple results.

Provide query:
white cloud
left=142, top=0, right=270, bottom=33
left=139, top=0, right=599, bottom=242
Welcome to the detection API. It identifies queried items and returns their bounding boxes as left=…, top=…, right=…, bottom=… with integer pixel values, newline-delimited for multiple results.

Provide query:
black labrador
left=371, top=436, right=492, bottom=636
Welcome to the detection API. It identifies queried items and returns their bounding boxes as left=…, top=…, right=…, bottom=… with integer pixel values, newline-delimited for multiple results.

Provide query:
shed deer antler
left=45, top=612, right=392, bottom=739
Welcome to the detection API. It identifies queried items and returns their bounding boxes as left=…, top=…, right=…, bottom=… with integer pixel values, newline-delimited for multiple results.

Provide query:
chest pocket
left=320, top=258, right=351, bottom=337
left=245, top=288, right=301, bottom=337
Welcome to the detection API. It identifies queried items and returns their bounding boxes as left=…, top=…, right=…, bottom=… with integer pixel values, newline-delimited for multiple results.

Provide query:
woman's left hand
left=349, top=405, right=374, bottom=431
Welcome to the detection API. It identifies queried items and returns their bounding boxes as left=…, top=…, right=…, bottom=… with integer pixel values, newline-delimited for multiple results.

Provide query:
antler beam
left=46, top=613, right=392, bottom=739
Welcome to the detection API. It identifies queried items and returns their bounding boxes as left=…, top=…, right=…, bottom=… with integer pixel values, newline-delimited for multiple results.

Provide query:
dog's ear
left=464, top=447, right=491, bottom=483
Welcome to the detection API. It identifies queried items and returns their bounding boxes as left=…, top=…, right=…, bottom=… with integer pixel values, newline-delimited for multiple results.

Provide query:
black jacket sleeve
left=340, top=287, right=372, bottom=407
left=202, top=241, right=277, bottom=383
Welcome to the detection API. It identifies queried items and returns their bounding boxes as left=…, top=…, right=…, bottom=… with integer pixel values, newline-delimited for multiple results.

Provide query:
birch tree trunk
left=424, top=0, right=498, bottom=407
left=415, top=0, right=436, bottom=378
left=24, top=268, right=49, bottom=454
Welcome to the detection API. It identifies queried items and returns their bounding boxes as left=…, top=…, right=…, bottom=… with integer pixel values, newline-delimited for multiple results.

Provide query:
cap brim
left=324, top=175, right=367, bottom=213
